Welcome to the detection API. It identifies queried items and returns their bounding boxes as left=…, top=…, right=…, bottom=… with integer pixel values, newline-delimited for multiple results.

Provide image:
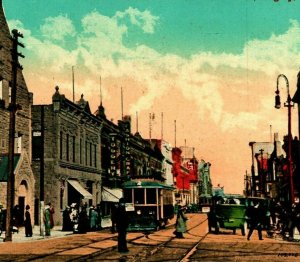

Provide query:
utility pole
left=5, top=29, right=24, bottom=242
left=40, top=105, right=45, bottom=236
left=72, top=66, right=75, bottom=102
left=259, top=149, right=264, bottom=197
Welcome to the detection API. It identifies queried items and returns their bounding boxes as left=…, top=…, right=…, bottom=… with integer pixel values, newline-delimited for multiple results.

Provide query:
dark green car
left=208, top=197, right=270, bottom=235
left=208, top=197, right=247, bottom=235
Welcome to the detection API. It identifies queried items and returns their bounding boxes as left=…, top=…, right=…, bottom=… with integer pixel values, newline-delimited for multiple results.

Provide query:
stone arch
left=18, top=180, right=28, bottom=197
left=16, top=179, right=34, bottom=226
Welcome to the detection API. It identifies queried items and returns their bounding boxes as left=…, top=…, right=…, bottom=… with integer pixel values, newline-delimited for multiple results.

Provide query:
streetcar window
left=124, top=189, right=132, bottom=203
left=134, top=188, right=145, bottom=204
left=146, top=188, right=156, bottom=204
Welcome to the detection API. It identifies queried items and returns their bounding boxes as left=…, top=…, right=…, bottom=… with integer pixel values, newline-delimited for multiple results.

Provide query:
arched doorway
left=17, top=180, right=28, bottom=226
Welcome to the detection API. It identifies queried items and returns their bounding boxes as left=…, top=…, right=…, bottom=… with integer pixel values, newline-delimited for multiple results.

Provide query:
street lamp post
left=275, top=74, right=294, bottom=203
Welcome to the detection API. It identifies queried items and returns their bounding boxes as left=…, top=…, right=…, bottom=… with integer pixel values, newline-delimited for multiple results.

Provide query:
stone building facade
left=0, top=0, right=35, bottom=225
left=95, top=105, right=166, bottom=227
left=31, top=87, right=102, bottom=225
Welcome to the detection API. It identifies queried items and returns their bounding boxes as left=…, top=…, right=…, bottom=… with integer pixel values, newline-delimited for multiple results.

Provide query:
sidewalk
left=0, top=226, right=73, bottom=243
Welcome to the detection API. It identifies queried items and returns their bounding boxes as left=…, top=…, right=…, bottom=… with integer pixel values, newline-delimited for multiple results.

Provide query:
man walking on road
left=115, top=198, right=129, bottom=253
left=174, top=205, right=188, bottom=238
left=247, top=201, right=264, bottom=240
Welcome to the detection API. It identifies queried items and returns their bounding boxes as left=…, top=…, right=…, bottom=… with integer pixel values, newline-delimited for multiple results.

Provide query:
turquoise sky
left=3, top=0, right=300, bottom=57
left=3, top=0, right=300, bottom=193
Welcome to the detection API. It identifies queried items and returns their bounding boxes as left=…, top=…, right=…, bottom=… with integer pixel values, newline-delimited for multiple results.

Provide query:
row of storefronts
left=0, top=1, right=213, bottom=227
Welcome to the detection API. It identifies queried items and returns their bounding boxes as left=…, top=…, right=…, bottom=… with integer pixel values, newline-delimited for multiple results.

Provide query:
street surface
left=0, top=213, right=300, bottom=261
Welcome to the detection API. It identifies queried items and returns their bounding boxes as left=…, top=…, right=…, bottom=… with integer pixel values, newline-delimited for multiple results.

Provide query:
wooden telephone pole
left=5, top=29, right=24, bottom=242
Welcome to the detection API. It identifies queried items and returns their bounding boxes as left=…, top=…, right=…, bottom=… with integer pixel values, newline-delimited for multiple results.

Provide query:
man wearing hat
left=115, top=198, right=129, bottom=253
left=24, top=205, right=32, bottom=237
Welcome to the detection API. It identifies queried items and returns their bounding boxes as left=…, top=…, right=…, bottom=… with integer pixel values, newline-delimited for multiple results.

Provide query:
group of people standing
left=243, top=198, right=300, bottom=241
left=0, top=202, right=55, bottom=238
left=62, top=203, right=101, bottom=234
left=269, top=200, right=300, bottom=241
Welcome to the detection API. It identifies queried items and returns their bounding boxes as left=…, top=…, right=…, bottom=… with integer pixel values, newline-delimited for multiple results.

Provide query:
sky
left=3, top=0, right=300, bottom=194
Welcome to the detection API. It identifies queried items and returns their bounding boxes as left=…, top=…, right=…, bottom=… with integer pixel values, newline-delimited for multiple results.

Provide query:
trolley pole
left=5, top=29, right=24, bottom=242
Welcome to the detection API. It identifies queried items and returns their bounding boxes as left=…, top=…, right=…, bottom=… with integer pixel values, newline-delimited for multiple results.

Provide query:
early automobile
left=208, top=196, right=270, bottom=235
left=208, top=196, right=247, bottom=235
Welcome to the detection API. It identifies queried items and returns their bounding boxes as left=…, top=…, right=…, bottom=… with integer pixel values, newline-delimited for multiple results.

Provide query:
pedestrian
left=70, top=203, right=79, bottom=233
left=246, top=201, right=264, bottom=240
left=269, top=198, right=277, bottom=227
left=77, top=206, right=88, bottom=234
left=96, top=204, right=102, bottom=230
left=287, top=202, right=300, bottom=241
left=111, top=203, right=118, bottom=233
left=12, top=205, right=20, bottom=233
left=24, top=204, right=33, bottom=237
left=44, top=203, right=51, bottom=236
left=89, top=206, right=98, bottom=231
left=48, top=202, right=55, bottom=229
left=0, top=203, right=4, bottom=236
left=62, top=206, right=72, bottom=231
left=174, top=205, right=188, bottom=238
left=115, top=198, right=129, bottom=253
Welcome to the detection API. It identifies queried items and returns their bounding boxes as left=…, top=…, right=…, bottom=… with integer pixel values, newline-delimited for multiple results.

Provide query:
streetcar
left=122, top=180, right=175, bottom=232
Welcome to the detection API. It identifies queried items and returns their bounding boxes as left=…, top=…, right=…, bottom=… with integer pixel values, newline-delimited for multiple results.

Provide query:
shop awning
left=68, top=180, right=93, bottom=199
left=102, top=187, right=123, bottom=202
left=0, top=154, right=21, bottom=182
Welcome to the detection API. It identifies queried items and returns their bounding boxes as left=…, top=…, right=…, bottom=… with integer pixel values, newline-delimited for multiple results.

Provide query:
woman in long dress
left=175, top=205, right=188, bottom=238
left=44, top=204, right=51, bottom=236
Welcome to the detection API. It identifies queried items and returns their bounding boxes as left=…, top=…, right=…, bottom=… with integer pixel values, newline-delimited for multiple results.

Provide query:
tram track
left=178, top=231, right=209, bottom=262
left=8, top=213, right=209, bottom=261
left=126, top=214, right=209, bottom=262
left=21, top=232, right=144, bottom=262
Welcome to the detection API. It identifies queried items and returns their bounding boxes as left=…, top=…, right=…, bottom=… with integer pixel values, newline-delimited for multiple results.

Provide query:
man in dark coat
left=77, top=206, right=88, bottom=234
left=24, top=205, right=32, bottom=237
left=62, top=206, right=72, bottom=231
left=247, top=201, right=264, bottom=240
left=288, top=202, right=300, bottom=240
left=115, top=198, right=129, bottom=253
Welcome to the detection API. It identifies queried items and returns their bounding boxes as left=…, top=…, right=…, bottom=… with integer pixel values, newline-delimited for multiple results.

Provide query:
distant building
left=180, top=146, right=199, bottom=205
left=172, top=147, right=190, bottom=205
left=198, top=159, right=212, bottom=198
left=249, top=133, right=282, bottom=199
left=212, top=185, right=224, bottom=198
left=149, top=139, right=174, bottom=186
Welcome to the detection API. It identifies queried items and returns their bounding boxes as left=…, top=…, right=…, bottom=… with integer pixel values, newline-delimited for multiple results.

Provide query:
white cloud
left=40, top=15, right=76, bottom=41
left=81, top=11, right=127, bottom=49
left=9, top=13, right=300, bottom=135
left=115, top=7, right=159, bottom=34
left=220, top=112, right=263, bottom=132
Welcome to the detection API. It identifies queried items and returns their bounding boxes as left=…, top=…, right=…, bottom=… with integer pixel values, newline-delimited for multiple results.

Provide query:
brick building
left=180, top=146, right=199, bottom=205
left=172, top=147, right=190, bottom=205
left=32, top=87, right=102, bottom=225
left=0, top=0, right=35, bottom=225
left=95, top=105, right=165, bottom=227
